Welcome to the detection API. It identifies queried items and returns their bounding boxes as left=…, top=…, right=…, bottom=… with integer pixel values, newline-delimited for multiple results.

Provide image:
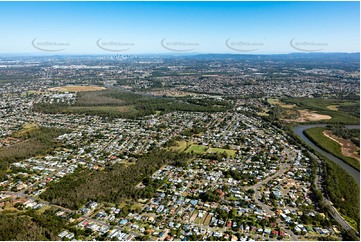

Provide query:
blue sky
left=0, top=1, right=359, bottom=54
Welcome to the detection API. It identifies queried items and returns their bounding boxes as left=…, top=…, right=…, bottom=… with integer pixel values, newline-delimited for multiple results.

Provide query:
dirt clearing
left=327, top=105, right=339, bottom=111
left=48, top=85, right=106, bottom=92
left=323, top=130, right=360, bottom=161
left=283, top=109, right=331, bottom=122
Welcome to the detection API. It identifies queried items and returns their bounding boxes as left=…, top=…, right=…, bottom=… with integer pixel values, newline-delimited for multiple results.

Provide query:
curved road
left=293, top=124, right=360, bottom=186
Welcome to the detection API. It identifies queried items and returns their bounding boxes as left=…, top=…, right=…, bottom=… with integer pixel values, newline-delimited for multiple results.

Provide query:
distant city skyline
left=0, top=1, right=359, bottom=54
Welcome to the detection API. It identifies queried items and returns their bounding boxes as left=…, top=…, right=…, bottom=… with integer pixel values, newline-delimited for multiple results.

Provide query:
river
left=293, top=124, right=360, bottom=187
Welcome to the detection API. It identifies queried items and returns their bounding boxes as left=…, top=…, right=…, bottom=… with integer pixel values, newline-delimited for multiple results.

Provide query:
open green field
left=208, top=148, right=236, bottom=157
left=267, top=98, right=296, bottom=109
left=168, top=140, right=188, bottom=152
left=12, top=123, right=39, bottom=138
left=282, top=97, right=359, bottom=124
left=304, top=127, right=359, bottom=171
left=184, top=144, right=236, bottom=157
left=185, top=145, right=208, bottom=154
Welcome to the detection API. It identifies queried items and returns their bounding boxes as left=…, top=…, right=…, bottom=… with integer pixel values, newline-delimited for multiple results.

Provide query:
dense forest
left=34, top=90, right=232, bottom=119
left=40, top=150, right=192, bottom=209
left=284, top=124, right=360, bottom=232
left=297, top=132, right=360, bottom=230
left=0, top=126, right=67, bottom=181
left=323, top=158, right=360, bottom=229
left=328, top=125, right=360, bottom=147
left=0, top=209, right=68, bottom=241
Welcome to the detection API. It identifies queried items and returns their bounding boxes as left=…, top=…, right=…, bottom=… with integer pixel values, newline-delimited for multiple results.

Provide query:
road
left=308, top=152, right=359, bottom=235
left=244, top=162, right=299, bottom=241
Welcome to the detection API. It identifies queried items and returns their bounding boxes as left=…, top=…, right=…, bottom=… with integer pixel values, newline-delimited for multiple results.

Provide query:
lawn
left=169, top=140, right=188, bottom=152
left=185, top=145, right=208, bottom=154
left=304, top=127, right=359, bottom=171
left=184, top=144, right=236, bottom=157
left=194, top=217, right=203, bottom=225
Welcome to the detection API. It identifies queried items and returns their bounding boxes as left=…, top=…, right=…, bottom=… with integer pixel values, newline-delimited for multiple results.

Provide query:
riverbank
left=292, top=124, right=360, bottom=232
left=293, top=124, right=360, bottom=186
left=304, top=127, right=359, bottom=171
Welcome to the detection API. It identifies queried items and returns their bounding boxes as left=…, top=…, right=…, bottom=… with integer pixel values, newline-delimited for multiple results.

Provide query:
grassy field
left=12, top=123, right=38, bottom=138
left=168, top=140, right=188, bottom=152
left=185, top=145, right=208, bottom=154
left=283, top=97, right=354, bottom=110
left=184, top=144, right=236, bottom=157
left=326, top=105, right=339, bottom=111
left=208, top=148, right=236, bottom=158
left=304, top=127, right=359, bottom=171
left=267, top=98, right=296, bottom=109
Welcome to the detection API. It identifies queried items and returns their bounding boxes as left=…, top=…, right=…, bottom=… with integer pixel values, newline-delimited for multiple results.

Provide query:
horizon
left=0, top=1, right=359, bottom=55
left=0, top=51, right=360, bottom=58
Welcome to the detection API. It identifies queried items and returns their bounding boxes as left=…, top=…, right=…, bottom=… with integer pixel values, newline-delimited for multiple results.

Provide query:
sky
left=0, top=1, right=359, bottom=54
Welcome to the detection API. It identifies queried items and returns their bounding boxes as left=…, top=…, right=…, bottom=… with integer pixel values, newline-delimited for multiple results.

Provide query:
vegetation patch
left=323, top=130, right=359, bottom=162
left=186, top=145, right=208, bottom=154
left=208, top=148, right=236, bottom=158
left=304, top=127, right=359, bottom=171
left=35, top=89, right=232, bottom=119
left=40, top=150, right=192, bottom=209
left=64, top=105, right=136, bottom=115
left=326, top=105, right=339, bottom=111
left=323, top=158, right=360, bottom=230
left=293, top=127, right=360, bottom=231
left=267, top=98, right=296, bottom=109
left=284, top=109, right=331, bottom=122
left=281, top=97, right=359, bottom=124
left=0, top=125, right=67, bottom=181
left=0, top=209, right=68, bottom=241
left=168, top=140, right=188, bottom=152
